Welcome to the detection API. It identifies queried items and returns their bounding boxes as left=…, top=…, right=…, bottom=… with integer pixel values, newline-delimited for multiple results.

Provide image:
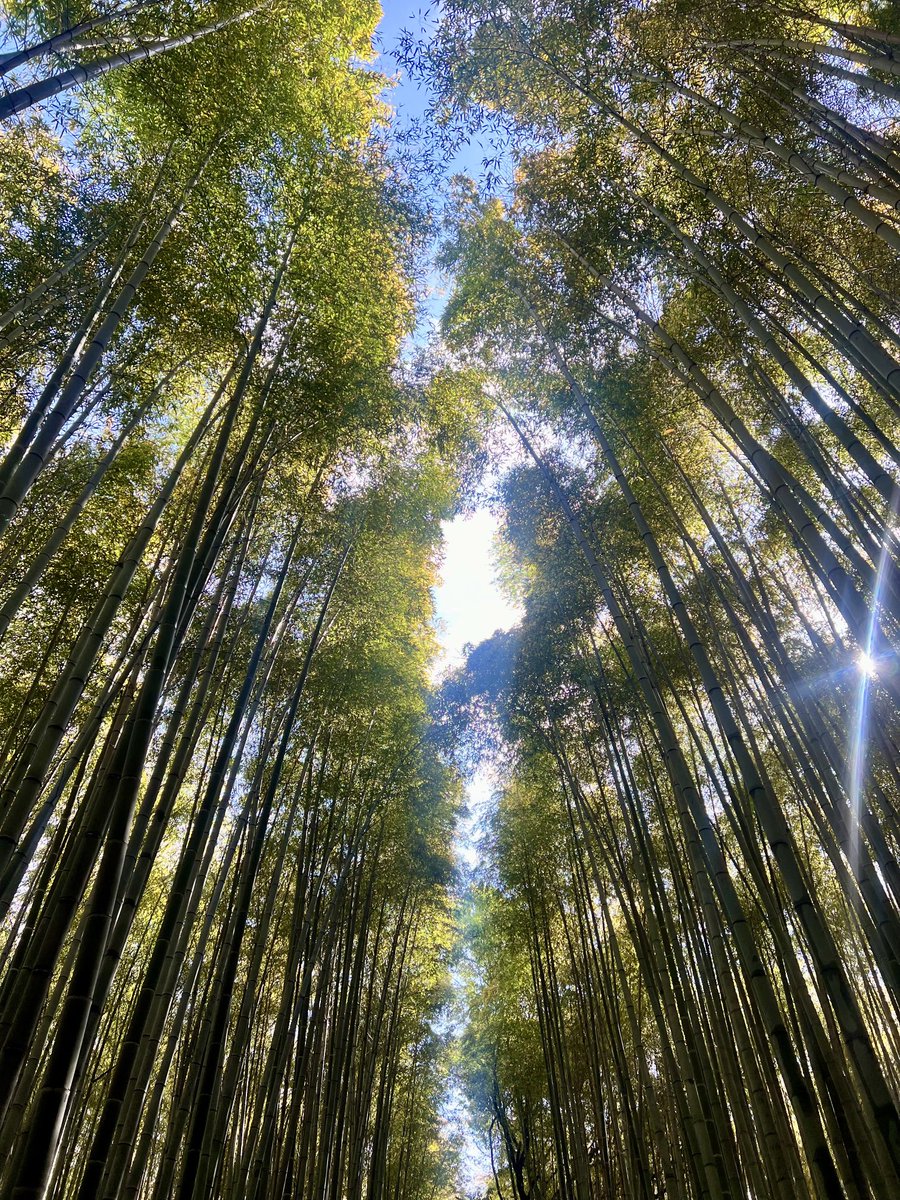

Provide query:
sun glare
left=857, top=650, right=878, bottom=678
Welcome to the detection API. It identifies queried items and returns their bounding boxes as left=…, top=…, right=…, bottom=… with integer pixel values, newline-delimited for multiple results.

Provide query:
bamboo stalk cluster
left=0, top=2, right=461, bottom=1197
left=429, top=2, right=900, bottom=1198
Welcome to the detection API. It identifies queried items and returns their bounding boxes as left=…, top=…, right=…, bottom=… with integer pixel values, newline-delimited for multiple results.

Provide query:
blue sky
left=374, top=3, right=434, bottom=116
left=375, top=2, right=503, bottom=178
left=374, top=1, right=513, bottom=344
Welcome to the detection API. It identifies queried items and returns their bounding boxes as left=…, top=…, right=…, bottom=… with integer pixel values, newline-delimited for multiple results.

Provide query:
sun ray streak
left=848, top=489, right=900, bottom=875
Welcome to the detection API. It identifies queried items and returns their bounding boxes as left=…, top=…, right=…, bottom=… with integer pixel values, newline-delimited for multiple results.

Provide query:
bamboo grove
left=0, top=1, right=472, bottom=1197
left=421, top=2, right=900, bottom=1199
left=1, top=1, right=899, bottom=1199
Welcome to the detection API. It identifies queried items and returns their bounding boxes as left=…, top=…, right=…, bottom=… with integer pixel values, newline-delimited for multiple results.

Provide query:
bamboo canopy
left=0, top=1, right=898, bottom=1198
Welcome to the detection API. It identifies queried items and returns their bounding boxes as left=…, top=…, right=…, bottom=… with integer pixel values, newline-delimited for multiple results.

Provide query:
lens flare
left=856, top=650, right=878, bottom=678
left=847, top=496, right=899, bottom=876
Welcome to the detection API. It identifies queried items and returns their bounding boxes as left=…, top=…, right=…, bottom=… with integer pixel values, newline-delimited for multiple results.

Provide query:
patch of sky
left=431, top=507, right=523, bottom=679
left=375, top=3, right=515, bottom=353
left=429, top=505, right=519, bottom=1194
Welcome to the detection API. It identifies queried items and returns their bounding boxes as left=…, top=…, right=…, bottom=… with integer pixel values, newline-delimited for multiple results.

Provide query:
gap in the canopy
left=374, top=5, right=521, bottom=1189
left=431, top=507, right=521, bottom=1196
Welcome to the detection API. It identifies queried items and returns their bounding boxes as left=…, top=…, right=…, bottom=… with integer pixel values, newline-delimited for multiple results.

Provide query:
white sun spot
left=857, top=650, right=878, bottom=678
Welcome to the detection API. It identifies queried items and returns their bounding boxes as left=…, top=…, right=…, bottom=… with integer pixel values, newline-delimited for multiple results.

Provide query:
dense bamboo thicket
left=1, top=1, right=899, bottom=1199
left=0, top=2, right=469, bottom=1197
left=422, top=2, right=900, bottom=1199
